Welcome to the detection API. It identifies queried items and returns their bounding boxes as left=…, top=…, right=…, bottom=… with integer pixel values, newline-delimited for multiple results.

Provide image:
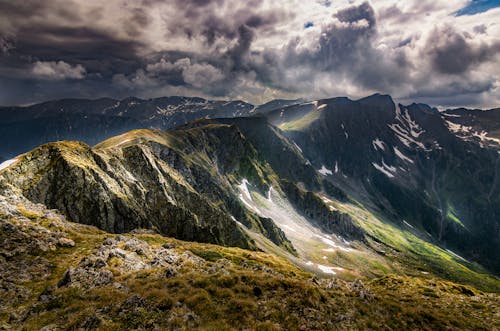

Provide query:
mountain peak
left=357, top=93, right=395, bottom=110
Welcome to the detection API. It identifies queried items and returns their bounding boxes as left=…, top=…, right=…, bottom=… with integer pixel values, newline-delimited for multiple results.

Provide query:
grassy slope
left=1, top=202, right=498, bottom=331
left=327, top=198, right=500, bottom=292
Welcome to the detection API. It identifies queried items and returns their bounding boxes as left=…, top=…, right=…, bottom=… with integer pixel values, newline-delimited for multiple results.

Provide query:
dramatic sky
left=0, top=0, right=499, bottom=108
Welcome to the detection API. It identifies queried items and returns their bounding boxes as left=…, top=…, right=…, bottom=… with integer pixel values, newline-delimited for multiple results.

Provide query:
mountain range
left=0, top=94, right=499, bottom=329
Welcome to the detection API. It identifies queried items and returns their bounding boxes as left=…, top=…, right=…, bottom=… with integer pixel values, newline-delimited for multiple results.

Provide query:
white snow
left=394, top=147, right=414, bottom=163
left=446, top=249, right=467, bottom=261
left=372, top=138, right=385, bottom=151
left=0, top=158, right=17, bottom=171
left=317, top=235, right=352, bottom=252
left=293, top=142, right=303, bottom=153
left=372, top=162, right=395, bottom=178
left=445, top=120, right=500, bottom=147
left=442, top=112, right=461, bottom=118
left=389, top=106, right=428, bottom=150
left=232, top=183, right=358, bottom=275
left=318, top=165, right=333, bottom=176
left=282, top=224, right=298, bottom=233
left=403, top=220, right=414, bottom=229
left=239, top=195, right=260, bottom=214
left=317, top=104, right=327, bottom=111
left=230, top=216, right=246, bottom=228
left=334, top=161, right=339, bottom=173
left=317, top=264, right=336, bottom=274
left=340, top=125, right=348, bottom=139
left=238, top=179, right=252, bottom=201
left=267, top=186, right=273, bottom=202
left=238, top=179, right=262, bottom=214
left=372, top=159, right=397, bottom=178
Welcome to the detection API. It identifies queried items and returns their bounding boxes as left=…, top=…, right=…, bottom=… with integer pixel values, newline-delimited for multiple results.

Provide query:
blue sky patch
left=456, top=0, right=500, bottom=16
left=304, top=21, right=314, bottom=29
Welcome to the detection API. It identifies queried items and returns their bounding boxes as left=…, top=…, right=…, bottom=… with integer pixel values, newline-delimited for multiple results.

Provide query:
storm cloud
left=0, top=0, right=499, bottom=108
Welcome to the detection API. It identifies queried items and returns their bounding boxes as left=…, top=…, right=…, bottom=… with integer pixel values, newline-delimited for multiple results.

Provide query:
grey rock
left=57, top=237, right=75, bottom=248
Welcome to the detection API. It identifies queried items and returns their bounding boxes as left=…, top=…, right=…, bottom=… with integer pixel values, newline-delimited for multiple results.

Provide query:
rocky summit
left=0, top=94, right=499, bottom=330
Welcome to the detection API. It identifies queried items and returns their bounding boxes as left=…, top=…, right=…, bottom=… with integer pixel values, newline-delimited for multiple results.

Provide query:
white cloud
left=182, top=62, right=224, bottom=88
left=32, top=61, right=86, bottom=80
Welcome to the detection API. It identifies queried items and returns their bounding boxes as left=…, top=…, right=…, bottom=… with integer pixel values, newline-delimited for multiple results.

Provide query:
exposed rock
left=350, top=279, right=374, bottom=301
left=57, top=237, right=75, bottom=248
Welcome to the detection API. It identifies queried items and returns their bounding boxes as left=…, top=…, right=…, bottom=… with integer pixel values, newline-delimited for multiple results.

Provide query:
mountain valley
left=0, top=94, right=499, bottom=330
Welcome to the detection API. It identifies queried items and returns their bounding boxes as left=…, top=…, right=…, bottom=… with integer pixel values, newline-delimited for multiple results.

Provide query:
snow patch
left=372, top=159, right=397, bottom=178
left=238, top=179, right=252, bottom=201
left=231, top=216, right=246, bottom=228
left=317, top=104, right=327, bottom=111
left=394, top=147, right=414, bottom=163
left=372, top=138, right=385, bottom=151
left=446, top=249, right=467, bottom=261
left=317, top=264, right=336, bottom=274
left=282, top=224, right=298, bottom=233
left=239, top=195, right=260, bottom=214
left=0, top=158, right=17, bottom=171
left=317, top=235, right=352, bottom=252
left=318, top=165, right=333, bottom=176
left=292, top=142, right=303, bottom=153
left=403, top=220, right=414, bottom=229
left=334, top=161, right=339, bottom=173
left=389, top=106, right=428, bottom=150
left=442, top=112, right=461, bottom=118
left=445, top=120, right=500, bottom=147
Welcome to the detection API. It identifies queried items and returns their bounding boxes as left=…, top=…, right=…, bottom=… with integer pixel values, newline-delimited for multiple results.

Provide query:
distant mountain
left=263, top=94, right=500, bottom=274
left=0, top=96, right=254, bottom=160
left=2, top=94, right=499, bottom=164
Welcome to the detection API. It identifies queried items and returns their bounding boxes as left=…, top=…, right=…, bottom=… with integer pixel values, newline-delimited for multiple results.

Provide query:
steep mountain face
left=443, top=107, right=500, bottom=144
left=264, top=94, right=500, bottom=274
left=0, top=96, right=254, bottom=160
left=0, top=123, right=305, bottom=251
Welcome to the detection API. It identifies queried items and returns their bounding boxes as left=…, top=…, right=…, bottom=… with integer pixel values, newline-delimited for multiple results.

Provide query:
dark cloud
left=473, top=24, right=487, bottom=34
left=426, top=26, right=500, bottom=74
left=274, top=1, right=408, bottom=94
left=0, top=0, right=498, bottom=107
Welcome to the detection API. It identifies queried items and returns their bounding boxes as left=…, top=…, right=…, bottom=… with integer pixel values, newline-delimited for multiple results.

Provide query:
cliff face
left=0, top=124, right=290, bottom=250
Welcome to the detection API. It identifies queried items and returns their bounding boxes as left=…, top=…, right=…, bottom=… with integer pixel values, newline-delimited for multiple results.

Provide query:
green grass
left=446, top=208, right=466, bottom=229
left=278, top=110, right=321, bottom=131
